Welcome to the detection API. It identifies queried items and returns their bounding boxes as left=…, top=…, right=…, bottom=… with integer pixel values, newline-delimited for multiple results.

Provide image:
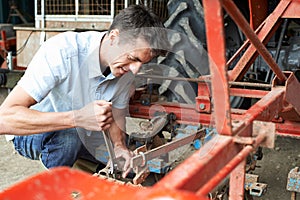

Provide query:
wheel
left=157, top=0, right=245, bottom=107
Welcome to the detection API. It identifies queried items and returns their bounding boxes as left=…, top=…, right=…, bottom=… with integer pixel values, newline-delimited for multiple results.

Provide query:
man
left=0, top=5, right=168, bottom=178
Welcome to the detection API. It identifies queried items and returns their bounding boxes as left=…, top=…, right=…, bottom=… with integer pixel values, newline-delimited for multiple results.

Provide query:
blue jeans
left=13, top=128, right=99, bottom=168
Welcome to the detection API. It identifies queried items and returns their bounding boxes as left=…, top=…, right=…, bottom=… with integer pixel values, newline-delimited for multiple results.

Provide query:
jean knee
left=41, top=129, right=83, bottom=168
left=13, top=135, right=43, bottom=160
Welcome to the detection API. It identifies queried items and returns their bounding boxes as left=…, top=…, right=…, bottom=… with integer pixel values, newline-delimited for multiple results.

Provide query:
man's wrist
left=114, top=141, right=126, bottom=148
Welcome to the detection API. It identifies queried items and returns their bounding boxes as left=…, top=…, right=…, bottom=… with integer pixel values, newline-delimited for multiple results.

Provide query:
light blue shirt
left=18, top=31, right=135, bottom=135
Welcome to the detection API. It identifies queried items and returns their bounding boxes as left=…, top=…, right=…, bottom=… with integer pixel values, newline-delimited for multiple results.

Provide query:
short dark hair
left=108, top=5, right=169, bottom=57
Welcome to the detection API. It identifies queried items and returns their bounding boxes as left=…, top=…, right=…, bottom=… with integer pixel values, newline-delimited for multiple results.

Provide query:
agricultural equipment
left=1, top=0, right=300, bottom=199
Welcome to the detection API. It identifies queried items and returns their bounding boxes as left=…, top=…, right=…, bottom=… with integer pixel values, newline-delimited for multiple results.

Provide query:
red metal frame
left=2, top=0, right=300, bottom=199
left=0, top=30, right=16, bottom=69
left=0, top=167, right=209, bottom=200
left=132, top=0, right=300, bottom=199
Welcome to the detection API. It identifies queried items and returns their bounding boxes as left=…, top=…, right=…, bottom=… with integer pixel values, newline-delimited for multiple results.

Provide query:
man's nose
left=129, top=62, right=142, bottom=74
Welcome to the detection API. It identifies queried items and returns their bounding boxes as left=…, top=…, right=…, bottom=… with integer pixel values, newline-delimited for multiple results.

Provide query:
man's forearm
left=108, top=120, right=127, bottom=147
left=0, top=106, right=75, bottom=135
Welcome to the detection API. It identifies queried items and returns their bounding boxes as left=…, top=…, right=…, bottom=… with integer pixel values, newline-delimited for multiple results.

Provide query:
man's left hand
left=114, top=145, right=134, bottom=178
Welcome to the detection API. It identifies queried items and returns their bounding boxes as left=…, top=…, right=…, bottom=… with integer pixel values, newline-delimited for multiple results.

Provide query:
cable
left=16, top=31, right=33, bottom=55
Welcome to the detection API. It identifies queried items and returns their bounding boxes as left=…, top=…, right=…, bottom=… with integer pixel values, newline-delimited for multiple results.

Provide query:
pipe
left=136, top=74, right=272, bottom=88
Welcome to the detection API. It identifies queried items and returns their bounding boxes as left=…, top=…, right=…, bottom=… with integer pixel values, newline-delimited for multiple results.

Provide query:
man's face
left=108, top=37, right=153, bottom=77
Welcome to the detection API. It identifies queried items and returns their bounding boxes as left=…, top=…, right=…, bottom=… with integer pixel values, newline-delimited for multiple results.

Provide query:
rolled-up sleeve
left=18, top=38, right=69, bottom=103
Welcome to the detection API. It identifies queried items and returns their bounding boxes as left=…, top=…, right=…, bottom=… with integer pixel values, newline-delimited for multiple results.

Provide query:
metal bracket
left=287, top=167, right=300, bottom=193
left=245, top=174, right=268, bottom=197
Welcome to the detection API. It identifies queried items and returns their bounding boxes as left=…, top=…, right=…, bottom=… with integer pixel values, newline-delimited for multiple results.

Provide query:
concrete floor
left=253, top=136, right=300, bottom=199
left=0, top=88, right=299, bottom=199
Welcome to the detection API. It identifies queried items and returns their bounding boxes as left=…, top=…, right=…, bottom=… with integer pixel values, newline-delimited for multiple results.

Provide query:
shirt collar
left=88, top=32, right=113, bottom=79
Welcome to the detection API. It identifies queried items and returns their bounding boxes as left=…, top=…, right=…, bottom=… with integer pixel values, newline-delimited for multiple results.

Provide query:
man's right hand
left=73, top=100, right=113, bottom=131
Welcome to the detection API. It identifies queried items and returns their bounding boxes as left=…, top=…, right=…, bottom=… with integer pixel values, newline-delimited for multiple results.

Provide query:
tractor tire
left=158, top=0, right=244, bottom=107
left=157, top=0, right=208, bottom=104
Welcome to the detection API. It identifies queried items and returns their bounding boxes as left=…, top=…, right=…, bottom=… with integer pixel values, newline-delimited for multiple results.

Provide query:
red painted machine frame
left=1, top=0, right=300, bottom=199
left=0, top=30, right=18, bottom=69
left=130, top=0, right=300, bottom=199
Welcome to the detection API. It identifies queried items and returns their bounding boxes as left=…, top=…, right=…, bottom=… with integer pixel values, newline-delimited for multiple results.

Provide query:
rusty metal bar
left=227, top=0, right=291, bottom=82
left=283, top=73, right=300, bottom=118
left=232, top=87, right=285, bottom=134
left=248, top=0, right=268, bottom=30
left=137, top=74, right=272, bottom=88
left=130, top=88, right=284, bottom=131
left=220, top=0, right=288, bottom=83
left=202, top=0, right=232, bottom=135
left=196, top=145, right=247, bottom=197
left=226, top=22, right=264, bottom=67
left=276, top=121, right=300, bottom=137
left=153, top=135, right=238, bottom=192
left=196, top=132, right=266, bottom=197
left=282, top=0, right=300, bottom=18
left=0, top=167, right=209, bottom=200
left=229, top=151, right=246, bottom=200
left=129, top=102, right=213, bottom=126
left=153, top=132, right=266, bottom=194
left=153, top=88, right=284, bottom=193
left=230, top=88, right=268, bottom=99
left=130, top=129, right=206, bottom=168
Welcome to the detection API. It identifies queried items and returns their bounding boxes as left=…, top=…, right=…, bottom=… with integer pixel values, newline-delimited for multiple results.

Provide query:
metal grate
left=36, top=0, right=168, bottom=20
left=78, top=0, right=111, bottom=15
left=114, top=0, right=125, bottom=16
left=129, top=0, right=168, bottom=22
left=37, top=0, right=76, bottom=15
left=46, top=0, right=75, bottom=15
left=151, top=0, right=168, bottom=22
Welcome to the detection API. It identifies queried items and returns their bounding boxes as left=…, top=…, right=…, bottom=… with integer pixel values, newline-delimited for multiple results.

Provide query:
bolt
left=199, top=103, right=206, bottom=110
left=232, top=120, right=240, bottom=124
left=71, top=191, right=81, bottom=199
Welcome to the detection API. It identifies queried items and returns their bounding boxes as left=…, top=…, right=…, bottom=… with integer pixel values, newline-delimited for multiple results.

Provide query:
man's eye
left=127, top=55, right=137, bottom=61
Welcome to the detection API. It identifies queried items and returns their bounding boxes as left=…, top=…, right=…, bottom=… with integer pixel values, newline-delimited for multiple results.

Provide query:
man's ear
left=108, top=29, right=120, bottom=45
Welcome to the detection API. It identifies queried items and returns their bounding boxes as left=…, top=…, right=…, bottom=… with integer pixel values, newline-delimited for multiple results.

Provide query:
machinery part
left=154, top=0, right=245, bottom=108
left=128, top=112, right=177, bottom=151
left=0, top=167, right=208, bottom=200
left=287, top=167, right=300, bottom=200
left=102, top=130, right=124, bottom=177
left=193, top=128, right=216, bottom=150
left=132, top=146, right=150, bottom=185
left=130, top=128, right=206, bottom=172
left=245, top=174, right=268, bottom=197
left=95, top=170, right=143, bottom=187
left=129, top=112, right=169, bottom=142
left=156, top=0, right=208, bottom=104
left=137, top=73, right=272, bottom=88
left=245, top=146, right=263, bottom=172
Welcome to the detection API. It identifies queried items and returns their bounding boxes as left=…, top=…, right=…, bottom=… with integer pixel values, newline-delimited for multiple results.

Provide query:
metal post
left=7, top=51, right=13, bottom=70
left=111, top=0, right=115, bottom=17
left=202, top=0, right=232, bottom=135
left=229, top=151, right=246, bottom=200
left=34, top=0, right=39, bottom=28
left=41, top=0, right=45, bottom=29
left=75, top=0, right=79, bottom=18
